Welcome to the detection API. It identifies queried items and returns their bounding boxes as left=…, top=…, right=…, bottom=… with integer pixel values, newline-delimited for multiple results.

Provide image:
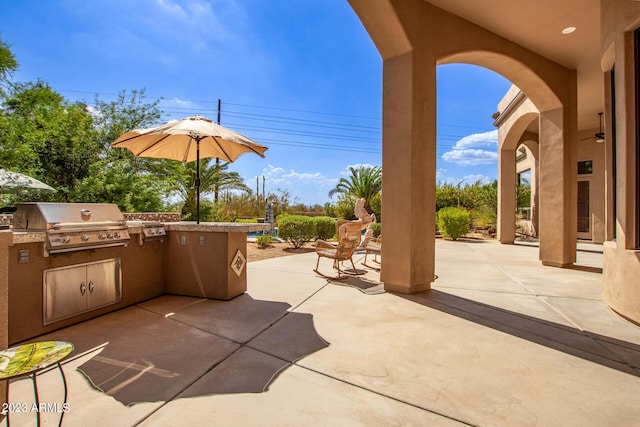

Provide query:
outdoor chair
left=313, top=220, right=363, bottom=280
left=361, top=234, right=381, bottom=270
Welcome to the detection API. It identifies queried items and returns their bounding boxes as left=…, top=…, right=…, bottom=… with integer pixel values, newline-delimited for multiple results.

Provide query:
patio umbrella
left=112, top=115, right=267, bottom=223
left=0, top=166, right=56, bottom=196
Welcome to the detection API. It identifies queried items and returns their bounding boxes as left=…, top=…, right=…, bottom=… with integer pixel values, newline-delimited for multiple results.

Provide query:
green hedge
left=437, top=207, right=470, bottom=240
left=369, top=223, right=382, bottom=238
left=255, top=235, right=273, bottom=249
left=236, top=218, right=257, bottom=223
left=278, top=215, right=316, bottom=248
left=277, top=215, right=342, bottom=248
left=313, top=216, right=336, bottom=241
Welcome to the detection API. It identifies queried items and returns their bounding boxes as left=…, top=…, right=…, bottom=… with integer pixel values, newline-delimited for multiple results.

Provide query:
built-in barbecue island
left=2, top=203, right=270, bottom=345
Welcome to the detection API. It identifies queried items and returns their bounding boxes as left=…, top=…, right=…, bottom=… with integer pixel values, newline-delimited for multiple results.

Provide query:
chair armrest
left=315, top=240, right=336, bottom=251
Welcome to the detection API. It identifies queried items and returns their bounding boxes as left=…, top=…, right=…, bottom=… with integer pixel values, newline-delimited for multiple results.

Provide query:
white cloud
left=284, top=170, right=338, bottom=186
left=442, top=149, right=498, bottom=166
left=454, top=130, right=497, bottom=149
left=441, top=130, right=498, bottom=166
left=462, top=174, right=492, bottom=184
left=257, top=164, right=337, bottom=188
left=161, top=97, right=197, bottom=111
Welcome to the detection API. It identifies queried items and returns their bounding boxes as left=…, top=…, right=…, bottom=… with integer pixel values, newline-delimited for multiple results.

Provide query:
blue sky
left=0, top=0, right=512, bottom=206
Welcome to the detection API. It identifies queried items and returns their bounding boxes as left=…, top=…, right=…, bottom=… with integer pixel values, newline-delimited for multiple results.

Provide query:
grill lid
left=13, top=202, right=126, bottom=230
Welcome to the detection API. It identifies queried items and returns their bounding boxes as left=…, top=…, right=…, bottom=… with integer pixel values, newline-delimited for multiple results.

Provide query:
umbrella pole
left=196, top=137, right=201, bottom=224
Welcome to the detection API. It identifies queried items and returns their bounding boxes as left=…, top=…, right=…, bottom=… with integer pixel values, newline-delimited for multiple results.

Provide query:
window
left=578, top=160, right=593, bottom=175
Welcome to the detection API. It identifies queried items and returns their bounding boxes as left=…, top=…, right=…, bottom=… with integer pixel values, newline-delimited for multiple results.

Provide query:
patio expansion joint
left=469, top=244, right=586, bottom=332
left=293, top=364, right=475, bottom=426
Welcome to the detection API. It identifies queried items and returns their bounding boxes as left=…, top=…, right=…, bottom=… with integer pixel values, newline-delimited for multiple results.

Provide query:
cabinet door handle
left=88, top=281, right=94, bottom=293
left=80, top=282, right=86, bottom=295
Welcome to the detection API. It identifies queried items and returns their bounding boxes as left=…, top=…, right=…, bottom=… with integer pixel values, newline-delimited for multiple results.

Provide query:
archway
left=349, top=0, right=578, bottom=294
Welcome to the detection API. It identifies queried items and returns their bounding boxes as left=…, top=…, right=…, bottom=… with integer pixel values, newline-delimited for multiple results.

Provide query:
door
left=43, top=258, right=122, bottom=324
left=86, top=258, right=122, bottom=310
left=577, top=179, right=591, bottom=240
left=44, top=264, right=88, bottom=324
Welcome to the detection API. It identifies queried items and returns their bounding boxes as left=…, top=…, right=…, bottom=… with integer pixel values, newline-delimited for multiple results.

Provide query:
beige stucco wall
left=577, top=129, right=606, bottom=243
left=601, top=0, right=640, bottom=323
left=0, top=232, right=10, bottom=408
left=496, top=88, right=606, bottom=244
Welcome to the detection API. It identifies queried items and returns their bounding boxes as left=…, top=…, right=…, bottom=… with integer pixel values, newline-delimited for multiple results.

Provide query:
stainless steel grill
left=13, top=202, right=131, bottom=255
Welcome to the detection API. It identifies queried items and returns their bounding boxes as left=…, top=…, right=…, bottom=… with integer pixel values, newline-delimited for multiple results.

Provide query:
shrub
left=255, top=235, right=274, bottom=249
left=278, top=215, right=315, bottom=248
left=313, top=216, right=336, bottom=241
left=236, top=218, right=257, bottom=223
left=437, top=207, right=470, bottom=240
left=369, top=222, right=382, bottom=238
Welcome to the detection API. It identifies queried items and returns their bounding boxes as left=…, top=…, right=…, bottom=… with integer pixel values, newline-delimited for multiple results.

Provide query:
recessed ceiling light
left=562, top=26, right=576, bottom=35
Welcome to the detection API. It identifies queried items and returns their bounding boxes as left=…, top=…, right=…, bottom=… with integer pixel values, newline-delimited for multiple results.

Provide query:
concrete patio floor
left=4, top=239, right=640, bottom=426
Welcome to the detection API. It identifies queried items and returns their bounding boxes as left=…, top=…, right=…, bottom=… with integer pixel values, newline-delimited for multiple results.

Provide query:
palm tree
left=328, top=165, right=382, bottom=212
left=178, top=160, right=249, bottom=219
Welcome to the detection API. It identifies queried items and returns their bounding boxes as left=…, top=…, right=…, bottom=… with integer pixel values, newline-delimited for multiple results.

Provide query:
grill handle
left=51, top=221, right=125, bottom=229
left=80, top=282, right=86, bottom=296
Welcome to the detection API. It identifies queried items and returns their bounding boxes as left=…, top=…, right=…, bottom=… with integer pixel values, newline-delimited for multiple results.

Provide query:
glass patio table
left=0, top=340, right=73, bottom=427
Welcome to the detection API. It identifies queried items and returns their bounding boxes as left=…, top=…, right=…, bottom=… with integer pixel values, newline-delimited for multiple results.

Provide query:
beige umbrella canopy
left=112, top=115, right=267, bottom=223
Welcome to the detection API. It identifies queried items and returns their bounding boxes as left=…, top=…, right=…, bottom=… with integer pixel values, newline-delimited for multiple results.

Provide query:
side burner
left=13, top=202, right=131, bottom=255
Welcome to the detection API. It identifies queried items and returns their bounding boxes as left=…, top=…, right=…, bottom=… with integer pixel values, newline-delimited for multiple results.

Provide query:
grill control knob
left=81, top=234, right=90, bottom=242
left=107, top=232, right=113, bottom=239
left=114, top=232, right=121, bottom=238
left=98, top=232, right=107, bottom=240
left=62, top=236, right=71, bottom=244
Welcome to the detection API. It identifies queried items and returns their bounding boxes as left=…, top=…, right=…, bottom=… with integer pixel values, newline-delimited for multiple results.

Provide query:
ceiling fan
left=580, top=112, right=605, bottom=143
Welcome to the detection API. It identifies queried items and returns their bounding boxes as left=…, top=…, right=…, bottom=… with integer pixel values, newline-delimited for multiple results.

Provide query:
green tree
left=328, top=165, right=382, bottom=213
left=77, top=89, right=176, bottom=211
left=178, top=160, right=250, bottom=220
left=0, top=80, right=98, bottom=201
left=91, top=90, right=162, bottom=151
left=0, top=35, right=18, bottom=96
left=437, top=206, right=471, bottom=240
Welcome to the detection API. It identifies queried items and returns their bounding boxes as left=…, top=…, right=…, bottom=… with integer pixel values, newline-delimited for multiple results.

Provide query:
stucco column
left=538, top=108, right=577, bottom=266
left=380, top=51, right=435, bottom=294
left=531, top=153, right=540, bottom=237
left=498, top=148, right=516, bottom=243
left=0, top=232, right=11, bottom=408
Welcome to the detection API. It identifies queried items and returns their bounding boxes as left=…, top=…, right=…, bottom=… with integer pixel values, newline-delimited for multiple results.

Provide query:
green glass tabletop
left=0, top=341, right=74, bottom=379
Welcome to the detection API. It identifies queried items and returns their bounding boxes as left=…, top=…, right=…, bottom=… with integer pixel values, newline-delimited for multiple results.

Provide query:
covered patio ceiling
left=428, top=0, right=603, bottom=130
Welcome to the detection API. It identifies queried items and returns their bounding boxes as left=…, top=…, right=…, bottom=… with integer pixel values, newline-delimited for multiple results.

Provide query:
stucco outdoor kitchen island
left=5, top=218, right=270, bottom=346
left=163, top=222, right=270, bottom=300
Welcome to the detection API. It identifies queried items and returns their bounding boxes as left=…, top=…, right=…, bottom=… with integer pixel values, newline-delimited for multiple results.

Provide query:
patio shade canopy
left=0, top=166, right=56, bottom=195
left=111, top=115, right=268, bottom=163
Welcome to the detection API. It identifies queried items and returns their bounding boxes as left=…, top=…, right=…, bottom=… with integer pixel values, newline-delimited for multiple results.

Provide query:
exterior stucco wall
left=496, top=89, right=606, bottom=244
left=601, top=0, right=640, bottom=323
left=0, top=232, right=10, bottom=408
left=577, top=130, right=607, bottom=243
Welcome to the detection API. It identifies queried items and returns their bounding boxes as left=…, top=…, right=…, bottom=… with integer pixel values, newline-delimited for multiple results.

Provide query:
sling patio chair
left=361, top=234, right=381, bottom=270
left=313, top=219, right=363, bottom=280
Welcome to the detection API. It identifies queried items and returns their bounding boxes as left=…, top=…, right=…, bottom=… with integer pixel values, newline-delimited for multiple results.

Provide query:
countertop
left=10, top=222, right=272, bottom=244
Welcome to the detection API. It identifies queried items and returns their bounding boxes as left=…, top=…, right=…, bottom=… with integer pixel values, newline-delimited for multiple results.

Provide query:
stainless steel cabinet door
left=86, top=258, right=122, bottom=310
left=43, top=258, right=122, bottom=324
left=44, top=264, right=88, bottom=324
